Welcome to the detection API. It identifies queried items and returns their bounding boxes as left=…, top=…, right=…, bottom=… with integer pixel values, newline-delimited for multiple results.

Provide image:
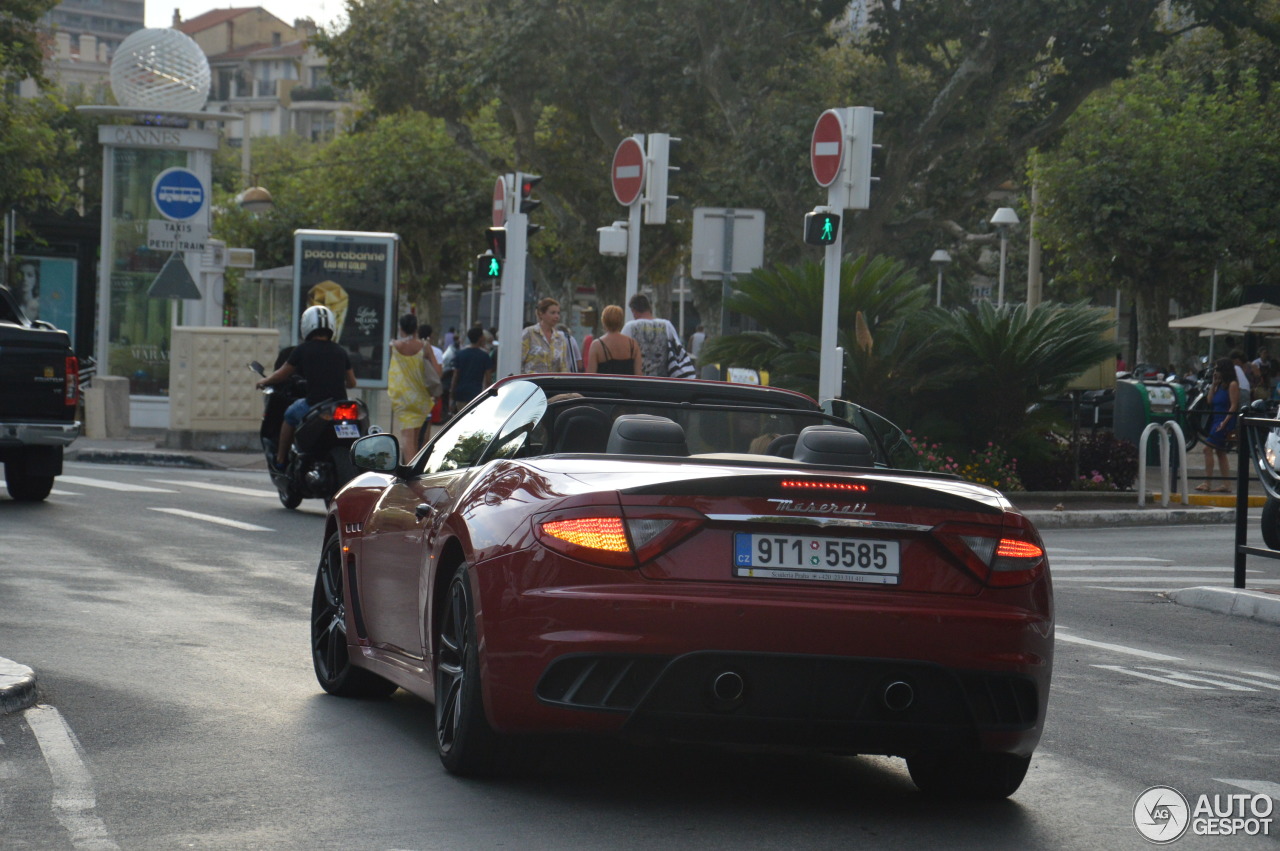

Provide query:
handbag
left=666, top=337, right=697, bottom=379
left=422, top=352, right=444, bottom=398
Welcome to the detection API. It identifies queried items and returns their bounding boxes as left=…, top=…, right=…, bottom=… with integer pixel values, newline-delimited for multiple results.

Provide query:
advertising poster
left=293, top=230, right=398, bottom=387
left=15, top=256, right=78, bottom=344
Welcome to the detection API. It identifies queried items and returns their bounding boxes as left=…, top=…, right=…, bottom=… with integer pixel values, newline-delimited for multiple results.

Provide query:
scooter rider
left=255, top=305, right=357, bottom=470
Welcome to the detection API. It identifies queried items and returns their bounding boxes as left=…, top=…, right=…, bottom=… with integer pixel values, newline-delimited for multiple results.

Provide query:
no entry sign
left=811, top=109, right=846, bottom=187
left=492, top=176, right=507, bottom=227
left=612, top=137, right=645, bottom=206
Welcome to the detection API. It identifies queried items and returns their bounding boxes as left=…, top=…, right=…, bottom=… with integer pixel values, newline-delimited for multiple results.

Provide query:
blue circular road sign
left=152, top=167, right=206, bottom=221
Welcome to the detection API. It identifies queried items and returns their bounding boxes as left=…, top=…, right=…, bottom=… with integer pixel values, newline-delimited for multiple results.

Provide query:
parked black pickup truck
left=0, top=284, right=79, bottom=501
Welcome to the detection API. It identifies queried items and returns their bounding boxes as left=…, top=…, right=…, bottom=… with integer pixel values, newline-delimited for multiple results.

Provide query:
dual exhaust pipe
left=709, top=670, right=915, bottom=712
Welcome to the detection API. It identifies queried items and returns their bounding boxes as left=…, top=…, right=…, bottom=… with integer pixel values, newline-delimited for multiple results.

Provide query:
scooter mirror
left=249, top=361, right=265, bottom=376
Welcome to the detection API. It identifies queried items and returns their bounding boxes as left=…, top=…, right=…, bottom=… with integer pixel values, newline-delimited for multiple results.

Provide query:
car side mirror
left=351, top=433, right=401, bottom=474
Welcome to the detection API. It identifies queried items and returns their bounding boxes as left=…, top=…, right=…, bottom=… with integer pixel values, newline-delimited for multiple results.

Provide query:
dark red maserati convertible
left=312, top=374, right=1053, bottom=798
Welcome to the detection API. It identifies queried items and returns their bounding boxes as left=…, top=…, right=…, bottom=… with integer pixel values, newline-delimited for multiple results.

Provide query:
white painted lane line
left=1092, top=664, right=1212, bottom=689
left=24, top=705, right=120, bottom=851
left=1056, top=576, right=1244, bottom=583
left=147, top=479, right=277, bottom=498
left=1056, top=632, right=1183, bottom=661
left=147, top=508, right=273, bottom=532
left=56, top=476, right=176, bottom=494
left=1052, top=566, right=1261, bottom=573
left=1241, top=670, right=1280, bottom=682
left=1051, top=556, right=1170, bottom=563
left=1216, top=779, right=1280, bottom=803
left=1192, top=671, right=1280, bottom=691
left=1136, top=667, right=1257, bottom=691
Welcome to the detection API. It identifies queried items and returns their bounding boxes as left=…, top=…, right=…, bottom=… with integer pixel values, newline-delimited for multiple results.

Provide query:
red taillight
left=934, top=513, right=1047, bottom=587
left=333, top=402, right=360, bottom=422
left=534, top=505, right=706, bottom=569
left=780, top=480, right=868, bottom=492
left=65, top=356, right=79, bottom=405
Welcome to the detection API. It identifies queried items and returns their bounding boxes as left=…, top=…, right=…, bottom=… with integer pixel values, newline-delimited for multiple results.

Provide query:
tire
left=278, top=483, right=303, bottom=510
left=906, top=750, right=1031, bottom=799
left=435, top=562, right=504, bottom=776
left=1263, top=498, right=1280, bottom=550
left=4, top=462, right=54, bottom=502
left=311, top=532, right=397, bottom=698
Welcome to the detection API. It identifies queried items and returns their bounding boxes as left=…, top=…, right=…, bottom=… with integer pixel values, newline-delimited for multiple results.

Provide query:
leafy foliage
left=1017, top=431, right=1139, bottom=491
left=907, top=432, right=1024, bottom=491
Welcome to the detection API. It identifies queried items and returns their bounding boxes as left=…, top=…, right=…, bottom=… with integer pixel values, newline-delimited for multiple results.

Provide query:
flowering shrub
left=1016, top=431, right=1138, bottom=491
left=907, top=432, right=1024, bottom=491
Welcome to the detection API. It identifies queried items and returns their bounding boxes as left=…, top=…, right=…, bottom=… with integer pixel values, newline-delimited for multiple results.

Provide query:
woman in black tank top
left=586, top=305, right=643, bottom=375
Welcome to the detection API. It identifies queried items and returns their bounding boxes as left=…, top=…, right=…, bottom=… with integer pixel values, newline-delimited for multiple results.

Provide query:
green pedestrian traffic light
left=477, top=251, right=502, bottom=280
left=803, top=209, right=840, bottom=246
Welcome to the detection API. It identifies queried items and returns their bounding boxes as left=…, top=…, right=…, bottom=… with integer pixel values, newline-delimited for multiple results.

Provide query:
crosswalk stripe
left=1056, top=632, right=1182, bottom=661
left=55, top=476, right=176, bottom=493
left=1050, top=556, right=1169, bottom=563
left=1215, top=779, right=1280, bottom=802
left=147, top=508, right=272, bottom=532
left=147, top=479, right=277, bottom=498
left=1092, top=664, right=1213, bottom=689
left=1052, top=566, right=1258, bottom=573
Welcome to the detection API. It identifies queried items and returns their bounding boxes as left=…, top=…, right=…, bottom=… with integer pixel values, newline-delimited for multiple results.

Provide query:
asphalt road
left=1, top=463, right=1277, bottom=850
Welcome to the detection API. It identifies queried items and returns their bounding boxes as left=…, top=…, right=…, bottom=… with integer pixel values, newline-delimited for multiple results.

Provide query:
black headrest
left=792, top=425, right=874, bottom=467
left=764, top=433, right=798, bottom=458
left=606, top=414, right=688, bottom=457
left=550, top=406, right=611, bottom=454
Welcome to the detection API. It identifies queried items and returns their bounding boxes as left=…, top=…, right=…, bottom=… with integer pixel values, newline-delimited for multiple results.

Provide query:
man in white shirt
left=689, top=325, right=706, bottom=364
left=622, top=293, right=682, bottom=377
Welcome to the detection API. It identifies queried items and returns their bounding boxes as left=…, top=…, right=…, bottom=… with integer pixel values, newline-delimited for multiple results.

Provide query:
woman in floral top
left=520, top=297, right=569, bottom=374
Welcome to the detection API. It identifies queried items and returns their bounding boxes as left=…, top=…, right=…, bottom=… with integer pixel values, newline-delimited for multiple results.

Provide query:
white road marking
left=1052, top=565, right=1257, bottom=573
left=1051, top=556, right=1170, bottom=563
left=1216, top=779, right=1280, bottom=803
left=1092, top=664, right=1213, bottom=689
left=55, top=476, right=176, bottom=494
left=1241, top=670, right=1280, bottom=682
left=1056, top=632, right=1183, bottom=661
left=147, top=508, right=273, bottom=532
left=24, top=705, right=120, bottom=850
left=1192, top=671, right=1280, bottom=691
left=147, top=479, right=277, bottom=498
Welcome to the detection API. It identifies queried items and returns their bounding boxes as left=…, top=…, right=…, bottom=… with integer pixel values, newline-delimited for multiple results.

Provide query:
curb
left=0, top=656, right=37, bottom=714
left=65, top=448, right=233, bottom=470
left=1166, top=586, right=1280, bottom=626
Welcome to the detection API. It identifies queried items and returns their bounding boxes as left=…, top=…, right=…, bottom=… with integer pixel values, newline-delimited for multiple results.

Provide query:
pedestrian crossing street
left=1048, top=549, right=1280, bottom=592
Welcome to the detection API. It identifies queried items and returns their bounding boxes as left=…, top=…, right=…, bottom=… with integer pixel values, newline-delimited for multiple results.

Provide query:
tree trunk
left=1133, top=287, right=1172, bottom=370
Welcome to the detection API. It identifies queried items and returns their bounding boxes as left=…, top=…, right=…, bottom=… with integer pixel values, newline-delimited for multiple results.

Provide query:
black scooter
left=249, top=361, right=372, bottom=509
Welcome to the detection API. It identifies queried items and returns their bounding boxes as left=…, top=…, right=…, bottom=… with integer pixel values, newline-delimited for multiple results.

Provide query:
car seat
left=549, top=406, right=611, bottom=454
left=792, top=425, right=874, bottom=467
left=606, top=414, right=689, bottom=457
left=764, top=433, right=799, bottom=458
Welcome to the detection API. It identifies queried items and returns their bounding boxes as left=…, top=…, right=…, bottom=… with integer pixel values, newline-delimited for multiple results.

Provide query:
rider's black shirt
left=287, top=339, right=351, bottom=405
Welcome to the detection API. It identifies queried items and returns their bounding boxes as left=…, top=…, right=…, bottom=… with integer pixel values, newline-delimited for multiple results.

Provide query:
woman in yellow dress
left=520, top=297, right=569, bottom=374
left=388, top=313, right=439, bottom=461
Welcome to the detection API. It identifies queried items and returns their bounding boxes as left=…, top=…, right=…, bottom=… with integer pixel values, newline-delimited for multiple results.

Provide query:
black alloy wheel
left=311, top=532, right=396, bottom=698
left=906, top=750, right=1031, bottom=799
left=435, top=562, right=503, bottom=776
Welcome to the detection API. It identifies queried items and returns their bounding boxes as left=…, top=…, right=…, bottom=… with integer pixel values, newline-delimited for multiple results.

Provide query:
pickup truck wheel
left=4, top=463, right=54, bottom=502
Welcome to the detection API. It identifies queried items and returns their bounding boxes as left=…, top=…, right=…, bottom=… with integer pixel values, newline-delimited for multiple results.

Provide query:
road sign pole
left=625, top=200, right=642, bottom=306
left=496, top=207, right=527, bottom=379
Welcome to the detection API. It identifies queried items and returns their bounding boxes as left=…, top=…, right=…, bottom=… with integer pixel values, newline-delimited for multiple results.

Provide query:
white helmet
left=301, top=305, right=336, bottom=340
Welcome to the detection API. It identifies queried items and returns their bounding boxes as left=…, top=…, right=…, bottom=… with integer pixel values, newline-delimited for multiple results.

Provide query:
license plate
left=734, top=532, right=900, bottom=584
left=334, top=422, right=360, bottom=438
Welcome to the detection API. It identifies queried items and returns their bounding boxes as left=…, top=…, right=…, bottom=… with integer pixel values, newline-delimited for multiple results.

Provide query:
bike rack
left=1137, top=420, right=1189, bottom=507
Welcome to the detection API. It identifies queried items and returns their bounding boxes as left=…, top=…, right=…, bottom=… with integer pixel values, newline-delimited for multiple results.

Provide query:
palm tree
left=699, top=256, right=935, bottom=418
left=915, top=301, right=1118, bottom=447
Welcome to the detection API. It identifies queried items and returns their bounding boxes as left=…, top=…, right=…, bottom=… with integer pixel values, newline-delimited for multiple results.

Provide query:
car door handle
left=415, top=503, right=435, bottom=521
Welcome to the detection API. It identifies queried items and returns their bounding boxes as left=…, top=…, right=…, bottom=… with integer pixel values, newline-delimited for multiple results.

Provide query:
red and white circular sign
left=611, top=137, right=646, bottom=206
left=811, top=109, right=846, bottom=187
left=492, top=176, right=506, bottom=227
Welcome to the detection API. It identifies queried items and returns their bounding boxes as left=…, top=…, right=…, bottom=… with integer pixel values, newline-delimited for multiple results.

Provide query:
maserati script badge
left=766, top=498, right=873, bottom=516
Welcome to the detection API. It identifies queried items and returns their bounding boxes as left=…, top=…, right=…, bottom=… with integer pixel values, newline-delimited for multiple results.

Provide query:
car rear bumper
left=0, top=420, right=80, bottom=448
left=473, top=555, right=1052, bottom=756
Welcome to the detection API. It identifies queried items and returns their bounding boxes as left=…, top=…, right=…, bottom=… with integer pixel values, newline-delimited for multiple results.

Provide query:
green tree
left=1030, top=40, right=1280, bottom=364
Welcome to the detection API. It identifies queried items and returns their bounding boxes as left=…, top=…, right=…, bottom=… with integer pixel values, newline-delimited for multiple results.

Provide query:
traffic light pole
left=624, top=197, right=642, bottom=306
left=496, top=207, right=528, bottom=379
left=818, top=210, right=843, bottom=403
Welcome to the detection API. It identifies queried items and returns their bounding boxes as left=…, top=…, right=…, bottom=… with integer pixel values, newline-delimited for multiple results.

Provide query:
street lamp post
left=991, top=207, right=1019, bottom=307
left=930, top=249, right=951, bottom=307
